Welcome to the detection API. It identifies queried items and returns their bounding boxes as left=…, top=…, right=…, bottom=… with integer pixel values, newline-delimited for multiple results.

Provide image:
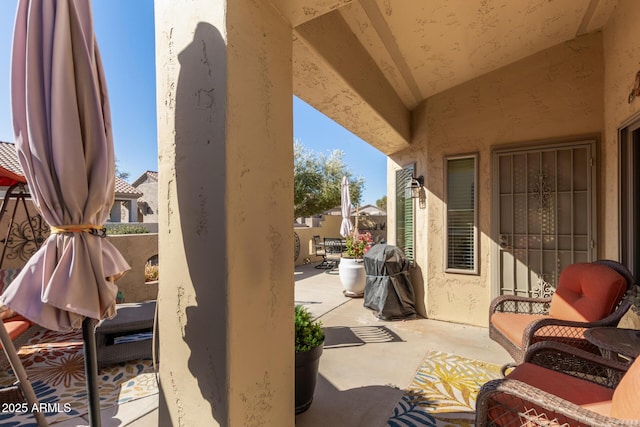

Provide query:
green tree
left=294, top=141, right=364, bottom=218
left=115, top=158, right=130, bottom=181
left=376, top=195, right=387, bottom=211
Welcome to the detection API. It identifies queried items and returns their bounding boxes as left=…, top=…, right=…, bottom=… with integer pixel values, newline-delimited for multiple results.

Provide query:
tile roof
left=132, top=170, right=158, bottom=187
left=0, top=141, right=142, bottom=198
left=114, top=176, right=143, bottom=198
left=0, top=141, right=26, bottom=178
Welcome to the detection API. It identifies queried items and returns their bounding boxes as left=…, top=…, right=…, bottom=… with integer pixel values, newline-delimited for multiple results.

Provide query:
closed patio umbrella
left=340, top=175, right=353, bottom=238
left=3, top=1, right=130, bottom=425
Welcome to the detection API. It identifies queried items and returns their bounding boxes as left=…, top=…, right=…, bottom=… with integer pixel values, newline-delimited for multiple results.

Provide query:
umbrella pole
left=82, top=317, right=101, bottom=427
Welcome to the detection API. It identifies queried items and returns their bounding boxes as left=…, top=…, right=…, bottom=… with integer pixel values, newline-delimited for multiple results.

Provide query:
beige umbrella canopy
left=3, top=0, right=129, bottom=331
left=340, top=175, right=353, bottom=238
left=3, top=1, right=130, bottom=425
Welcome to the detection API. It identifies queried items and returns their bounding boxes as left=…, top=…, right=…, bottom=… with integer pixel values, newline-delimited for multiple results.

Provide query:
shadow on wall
left=410, top=263, right=427, bottom=318
left=158, top=22, right=227, bottom=426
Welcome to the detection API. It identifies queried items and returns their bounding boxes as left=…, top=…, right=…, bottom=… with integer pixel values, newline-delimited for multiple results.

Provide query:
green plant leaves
left=295, top=305, right=324, bottom=352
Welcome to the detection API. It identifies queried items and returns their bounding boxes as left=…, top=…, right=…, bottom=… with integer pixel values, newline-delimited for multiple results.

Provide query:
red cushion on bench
left=0, top=315, right=32, bottom=348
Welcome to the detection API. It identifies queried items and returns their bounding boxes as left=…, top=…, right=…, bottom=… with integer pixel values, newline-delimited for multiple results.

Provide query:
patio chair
left=313, top=235, right=330, bottom=269
left=489, top=260, right=634, bottom=363
left=323, top=237, right=345, bottom=272
left=476, top=341, right=640, bottom=426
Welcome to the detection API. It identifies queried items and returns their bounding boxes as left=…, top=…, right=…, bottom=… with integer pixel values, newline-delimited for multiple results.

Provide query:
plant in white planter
left=339, top=231, right=373, bottom=297
left=295, top=305, right=324, bottom=414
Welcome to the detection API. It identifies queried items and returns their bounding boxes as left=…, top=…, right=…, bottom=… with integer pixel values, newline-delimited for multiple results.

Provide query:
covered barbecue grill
left=363, top=244, right=417, bottom=320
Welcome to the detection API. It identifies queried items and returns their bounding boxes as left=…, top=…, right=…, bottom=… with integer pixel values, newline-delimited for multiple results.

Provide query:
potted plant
left=295, top=305, right=324, bottom=414
left=339, top=230, right=373, bottom=297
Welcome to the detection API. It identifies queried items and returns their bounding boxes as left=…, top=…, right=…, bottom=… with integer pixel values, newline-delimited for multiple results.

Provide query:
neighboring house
left=324, top=204, right=386, bottom=216
left=0, top=142, right=27, bottom=187
left=112, top=177, right=143, bottom=223
left=0, top=141, right=141, bottom=223
left=358, top=204, right=386, bottom=216
left=131, top=170, right=158, bottom=223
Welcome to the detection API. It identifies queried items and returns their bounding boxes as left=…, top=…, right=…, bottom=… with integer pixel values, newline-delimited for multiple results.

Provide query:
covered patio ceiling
left=271, top=0, right=618, bottom=154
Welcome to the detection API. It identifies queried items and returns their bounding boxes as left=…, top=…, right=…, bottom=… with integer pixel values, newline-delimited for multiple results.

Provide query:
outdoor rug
left=386, top=350, right=502, bottom=427
left=0, top=328, right=158, bottom=426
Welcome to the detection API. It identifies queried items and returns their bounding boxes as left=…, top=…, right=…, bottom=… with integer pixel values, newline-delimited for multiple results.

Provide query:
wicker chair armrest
left=489, top=295, right=552, bottom=315
left=523, top=341, right=629, bottom=388
left=523, top=315, right=628, bottom=351
left=476, top=378, right=638, bottom=427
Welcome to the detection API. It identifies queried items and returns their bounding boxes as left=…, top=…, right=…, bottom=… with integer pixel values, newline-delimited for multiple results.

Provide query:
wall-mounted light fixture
left=405, top=175, right=424, bottom=199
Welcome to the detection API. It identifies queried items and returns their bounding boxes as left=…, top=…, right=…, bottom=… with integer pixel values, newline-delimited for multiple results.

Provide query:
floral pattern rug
left=0, top=328, right=158, bottom=426
left=386, top=350, right=502, bottom=427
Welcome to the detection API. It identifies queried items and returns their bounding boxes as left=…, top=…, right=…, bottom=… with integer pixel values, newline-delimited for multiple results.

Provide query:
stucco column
left=128, top=199, right=138, bottom=223
left=109, top=202, right=121, bottom=223
left=155, top=1, right=294, bottom=426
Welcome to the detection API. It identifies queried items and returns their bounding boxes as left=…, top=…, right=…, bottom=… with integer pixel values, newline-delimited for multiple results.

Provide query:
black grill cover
left=363, top=244, right=417, bottom=320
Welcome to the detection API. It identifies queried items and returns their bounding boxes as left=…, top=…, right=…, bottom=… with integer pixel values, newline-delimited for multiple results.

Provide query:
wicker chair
left=489, top=260, right=635, bottom=363
left=476, top=341, right=640, bottom=426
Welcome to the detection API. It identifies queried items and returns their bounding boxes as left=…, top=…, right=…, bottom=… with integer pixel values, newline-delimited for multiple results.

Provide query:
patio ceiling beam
left=293, top=10, right=411, bottom=155
left=267, top=0, right=353, bottom=28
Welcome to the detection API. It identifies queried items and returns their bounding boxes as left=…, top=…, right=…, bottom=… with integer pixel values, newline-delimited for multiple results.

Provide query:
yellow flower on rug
left=387, top=350, right=502, bottom=427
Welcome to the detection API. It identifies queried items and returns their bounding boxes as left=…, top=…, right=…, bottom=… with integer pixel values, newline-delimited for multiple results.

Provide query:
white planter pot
left=338, top=257, right=366, bottom=297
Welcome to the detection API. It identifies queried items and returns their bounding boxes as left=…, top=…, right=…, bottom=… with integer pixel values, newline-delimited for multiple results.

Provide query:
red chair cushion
left=500, top=362, right=614, bottom=417
left=490, top=313, right=549, bottom=346
left=549, top=263, right=626, bottom=322
left=0, top=315, right=32, bottom=349
left=611, top=356, right=640, bottom=419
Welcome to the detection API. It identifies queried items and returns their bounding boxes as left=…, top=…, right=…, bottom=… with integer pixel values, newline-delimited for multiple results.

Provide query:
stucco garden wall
left=107, top=233, right=159, bottom=303
left=389, top=32, right=605, bottom=326
left=294, top=215, right=387, bottom=266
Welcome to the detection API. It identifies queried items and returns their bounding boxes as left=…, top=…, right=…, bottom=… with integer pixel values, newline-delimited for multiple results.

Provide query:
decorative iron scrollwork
left=532, top=275, right=555, bottom=299
left=294, top=232, right=300, bottom=261
left=532, top=173, right=551, bottom=209
left=3, top=214, right=50, bottom=263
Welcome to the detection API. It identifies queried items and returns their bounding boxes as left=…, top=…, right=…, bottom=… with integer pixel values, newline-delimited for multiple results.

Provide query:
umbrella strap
left=50, top=224, right=107, bottom=238
left=368, top=272, right=408, bottom=278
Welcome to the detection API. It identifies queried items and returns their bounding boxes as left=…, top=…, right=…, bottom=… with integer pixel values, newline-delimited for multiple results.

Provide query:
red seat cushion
left=0, top=315, right=32, bottom=348
left=490, top=313, right=549, bottom=346
left=487, top=362, right=615, bottom=425
left=549, top=263, right=626, bottom=322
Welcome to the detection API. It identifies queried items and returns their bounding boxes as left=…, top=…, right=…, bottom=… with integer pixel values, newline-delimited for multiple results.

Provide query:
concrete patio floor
left=293, top=263, right=512, bottom=427
left=52, top=262, right=512, bottom=426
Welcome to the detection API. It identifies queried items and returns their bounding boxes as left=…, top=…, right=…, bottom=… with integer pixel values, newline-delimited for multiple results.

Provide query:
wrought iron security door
left=493, top=141, right=595, bottom=297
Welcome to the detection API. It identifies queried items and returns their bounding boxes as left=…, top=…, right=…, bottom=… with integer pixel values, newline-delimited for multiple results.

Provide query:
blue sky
left=0, top=0, right=387, bottom=206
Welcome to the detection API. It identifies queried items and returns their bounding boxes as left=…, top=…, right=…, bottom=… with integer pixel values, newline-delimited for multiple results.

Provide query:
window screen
left=446, top=155, right=477, bottom=273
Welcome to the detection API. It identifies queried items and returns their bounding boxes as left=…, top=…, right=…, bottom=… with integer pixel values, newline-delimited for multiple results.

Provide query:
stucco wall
left=107, top=233, right=159, bottom=303
left=155, top=0, right=294, bottom=424
left=390, top=32, right=605, bottom=326
left=603, top=0, right=640, bottom=329
left=136, top=177, right=159, bottom=223
left=602, top=0, right=640, bottom=258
